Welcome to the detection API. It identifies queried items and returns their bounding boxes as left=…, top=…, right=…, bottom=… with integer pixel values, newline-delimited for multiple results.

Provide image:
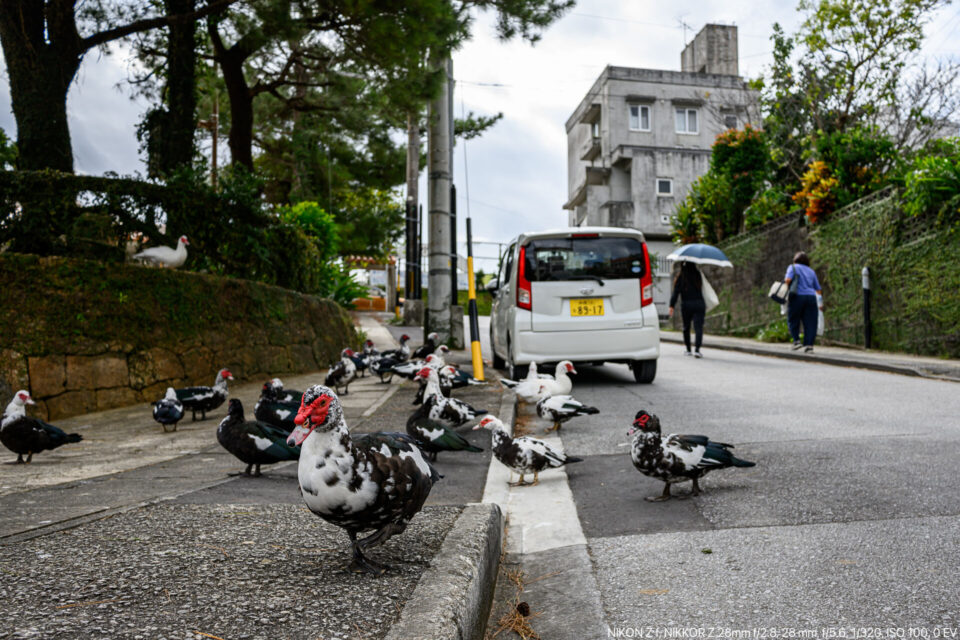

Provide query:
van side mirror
left=485, top=278, right=500, bottom=293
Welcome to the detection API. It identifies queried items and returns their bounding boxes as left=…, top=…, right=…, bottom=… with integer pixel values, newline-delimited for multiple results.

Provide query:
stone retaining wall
left=1, top=254, right=356, bottom=420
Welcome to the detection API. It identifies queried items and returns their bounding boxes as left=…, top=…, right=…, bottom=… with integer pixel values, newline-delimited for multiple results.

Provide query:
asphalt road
left=554, top=342, right=960, bottom=631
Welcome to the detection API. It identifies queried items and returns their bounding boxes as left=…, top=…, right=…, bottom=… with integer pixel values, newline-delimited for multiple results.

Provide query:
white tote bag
left=701, top=272, right=720, bottom=312
left=817, top=293, right=825, bottom=336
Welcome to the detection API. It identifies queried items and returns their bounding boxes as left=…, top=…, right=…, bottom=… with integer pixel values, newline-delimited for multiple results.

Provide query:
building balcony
left=580, top=136, right=602, bottom=161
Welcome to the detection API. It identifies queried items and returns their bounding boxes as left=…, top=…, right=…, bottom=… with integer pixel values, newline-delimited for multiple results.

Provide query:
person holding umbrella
left=666, top=244, right=733, bottom=359
left=669, top=261, right=706, bottom=357
left=784, top=251, right=823, bottom=353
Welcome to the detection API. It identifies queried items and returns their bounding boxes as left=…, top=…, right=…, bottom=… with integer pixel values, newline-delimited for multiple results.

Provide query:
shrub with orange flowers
left=792, top=160, right=838, bottom=224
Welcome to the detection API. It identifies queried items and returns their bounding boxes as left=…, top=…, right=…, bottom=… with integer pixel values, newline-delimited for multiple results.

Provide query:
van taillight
left=517, top=246, right=532, bottom=310
left=640, top=243, right=653, bottom=307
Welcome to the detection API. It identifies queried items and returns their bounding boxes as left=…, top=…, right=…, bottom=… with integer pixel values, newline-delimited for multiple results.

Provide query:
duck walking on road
left=152, top=388, right=184, bottom=432
left=473, top=415, right=582, bottom=486
left=288, top=385, right=438, bottom=575
left=536, top=394, right=599, bottom=432
left=175, top=368, right=233, bottom=421
left=217, top=399, right=300, bottom=476
left=325, top=349, right=358, bottom=395
left=1, top=391, right=83, bottom=463
left=628, top=410, right=755, bottom=501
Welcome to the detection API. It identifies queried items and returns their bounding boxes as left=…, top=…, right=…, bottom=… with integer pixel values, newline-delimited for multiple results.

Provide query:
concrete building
left=563, top=24, right=757, bottom=315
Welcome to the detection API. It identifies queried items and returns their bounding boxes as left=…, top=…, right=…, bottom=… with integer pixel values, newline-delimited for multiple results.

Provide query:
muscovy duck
left=413, top=365, right=452, bottom=405
left=536, top=394, right=599, bottom=432
left=522, top=361, right=575, bottom=402
left=254, top=381, right=301, bottom=433
left=263, top=378, right=303, bottom=404
left=217, top=399, right=300, bottom=476
left=501, top=361, right=575, bottom=402
left=410, top=331, right=441, bottom=360
left=152, top=387, right=184, bottom=432
left=415, top=368, right=487, bottom=427
left=132, top=235, right=189, bottom=269
left=1, top=391, right=83, bottom=463
left=288, top=385, right=437, bottom=575
left=324, top=349, right=357, bottom=395
left=348, top=350, right=369, bottom=377
left=354, top=340, right=380, bottom=377
left=438, top=365, right=486, bottom=389
left=392, top=346, right=449, bottom=380
left=499, top=361, right=552, bottom=390
left=473, top=415, right=582, bottom=486
left=175, top=368, right=233, bottom=421
left=406, top=400, right=483, bottom=461
left=628, top=410, right=756, bottom=501
left=370, top=334, right=411, bottom=383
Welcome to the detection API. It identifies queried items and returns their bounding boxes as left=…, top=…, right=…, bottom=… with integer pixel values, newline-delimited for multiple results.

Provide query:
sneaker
left=694, top=351, right=703, bottom=358
left=791, top=341, right=802, bottom=351
left=683, top=350, right=693, bottom=356
left=804, top=346, right=814, bottom=353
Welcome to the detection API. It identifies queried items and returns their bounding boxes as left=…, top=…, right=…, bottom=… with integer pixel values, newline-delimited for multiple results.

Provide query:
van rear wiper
left=565, top=275, right=605, bottom=286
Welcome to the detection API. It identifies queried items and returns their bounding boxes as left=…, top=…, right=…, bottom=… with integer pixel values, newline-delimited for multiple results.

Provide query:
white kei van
left=488, top=227, right=660, bottom=383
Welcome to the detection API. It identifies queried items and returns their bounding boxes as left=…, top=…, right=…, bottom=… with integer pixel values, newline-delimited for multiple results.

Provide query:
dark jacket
left=669, top=265, right=704, bottom=307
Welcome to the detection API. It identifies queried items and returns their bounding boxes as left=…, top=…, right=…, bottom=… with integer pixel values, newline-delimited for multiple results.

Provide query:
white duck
left=132, top=235, right=189, bottom=269
left=509, top=361, right=576, bottom=403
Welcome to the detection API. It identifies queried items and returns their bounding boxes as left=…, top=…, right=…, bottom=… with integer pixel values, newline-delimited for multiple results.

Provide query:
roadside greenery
left=672, top=0, right=958, bottom=243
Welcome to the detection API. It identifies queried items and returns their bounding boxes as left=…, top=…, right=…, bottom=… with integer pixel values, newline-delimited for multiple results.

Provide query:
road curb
left=384, top=502, right=504, bottom=640
left=661, top=333, right=960, bottom=382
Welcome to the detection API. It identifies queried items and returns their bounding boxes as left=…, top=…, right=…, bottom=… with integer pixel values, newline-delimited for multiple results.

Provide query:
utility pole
left=403, top=110, right=424, bottom=324
left=427, top=56, right=454, bottom=344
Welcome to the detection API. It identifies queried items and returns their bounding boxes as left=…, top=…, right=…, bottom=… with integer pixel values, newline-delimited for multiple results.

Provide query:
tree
left=0, top=0, right=238, bottom=172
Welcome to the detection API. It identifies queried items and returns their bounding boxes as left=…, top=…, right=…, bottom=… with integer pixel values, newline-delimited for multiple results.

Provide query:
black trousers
left=788, top=294, right=819, bottom=346
left=681, top=300, right=706, bottom=352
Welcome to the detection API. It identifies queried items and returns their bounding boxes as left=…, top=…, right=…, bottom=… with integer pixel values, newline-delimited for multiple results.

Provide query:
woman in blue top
left=784, top=251, right=823, bottom=353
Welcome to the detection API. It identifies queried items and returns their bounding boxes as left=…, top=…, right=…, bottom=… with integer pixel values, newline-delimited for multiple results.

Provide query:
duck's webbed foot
left=645, top=483, right=672, bottom=502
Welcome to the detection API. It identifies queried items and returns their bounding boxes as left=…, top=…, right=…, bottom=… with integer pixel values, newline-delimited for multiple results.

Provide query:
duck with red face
left=174, top=368, right=233, bottom=421
left=287, top=385, right=437, bottom=575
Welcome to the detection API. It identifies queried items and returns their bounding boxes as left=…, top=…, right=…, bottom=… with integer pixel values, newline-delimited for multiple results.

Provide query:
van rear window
left=523, top=237, right=646, bottom=282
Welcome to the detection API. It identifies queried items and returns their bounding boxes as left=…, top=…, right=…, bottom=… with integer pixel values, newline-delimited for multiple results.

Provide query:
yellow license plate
left=570, top=298, right=604, bottom=316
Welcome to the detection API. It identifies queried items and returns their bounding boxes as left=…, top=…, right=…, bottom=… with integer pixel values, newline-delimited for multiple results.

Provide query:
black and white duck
left=369, top=334, right=411, bottom=383
left=410, top=331, right=441, bottom=360
left=536, top=394, right=599, bottom=432
left=473, top=415, right=582, bottom=486
left=152, top=387, right=185, bottom=432
left=254, top=380, right=301, bottom=433
left=263, top=378, right=303, bottom=404
left=392, top=346, right=449, bottom=380
left=325, top=349, right=358, bottom=395
left=406, top=400, right=484, bottom=462
left=414, top=367, right=487, bottom=427
left=1, top=391, right=83, bottom=463
left=438, top=365, right=486, bottom=390
left=175, top=368, right=233, bottom=421
left=628, top=410, right=756, bottom=501
left=217, top=399, right=300, bottom=476
left=288, top=385, right=438, bottom=575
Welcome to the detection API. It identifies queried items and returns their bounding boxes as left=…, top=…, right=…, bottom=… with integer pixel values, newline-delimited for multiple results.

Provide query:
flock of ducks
left=0, top=330, right=756, bottom=575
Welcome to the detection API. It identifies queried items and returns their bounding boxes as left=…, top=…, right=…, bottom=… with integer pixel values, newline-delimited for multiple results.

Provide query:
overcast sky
left=2, top=1, right=958, bottom=272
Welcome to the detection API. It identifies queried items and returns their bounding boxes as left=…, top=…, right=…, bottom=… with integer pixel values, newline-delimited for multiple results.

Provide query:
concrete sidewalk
left=1, top=316, right=504, bottom=640
left=662, top=330, right=960, bottom=381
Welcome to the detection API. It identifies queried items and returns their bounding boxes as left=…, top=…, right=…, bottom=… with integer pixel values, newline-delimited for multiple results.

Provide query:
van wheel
left=632, top=359, right=657, bottom=384
left=509, top=362, right=528, bottom=381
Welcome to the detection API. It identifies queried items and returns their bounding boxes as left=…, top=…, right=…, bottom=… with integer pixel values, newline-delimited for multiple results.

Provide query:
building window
left=656, top=178, right=673, bottom=196
left=724, top=114, right=738, bottom=130
left=591, top=121, right=600, bottom=139
left=629, top=105, right=650, bottom=131
left=675, top=108, right=699, bottom=134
